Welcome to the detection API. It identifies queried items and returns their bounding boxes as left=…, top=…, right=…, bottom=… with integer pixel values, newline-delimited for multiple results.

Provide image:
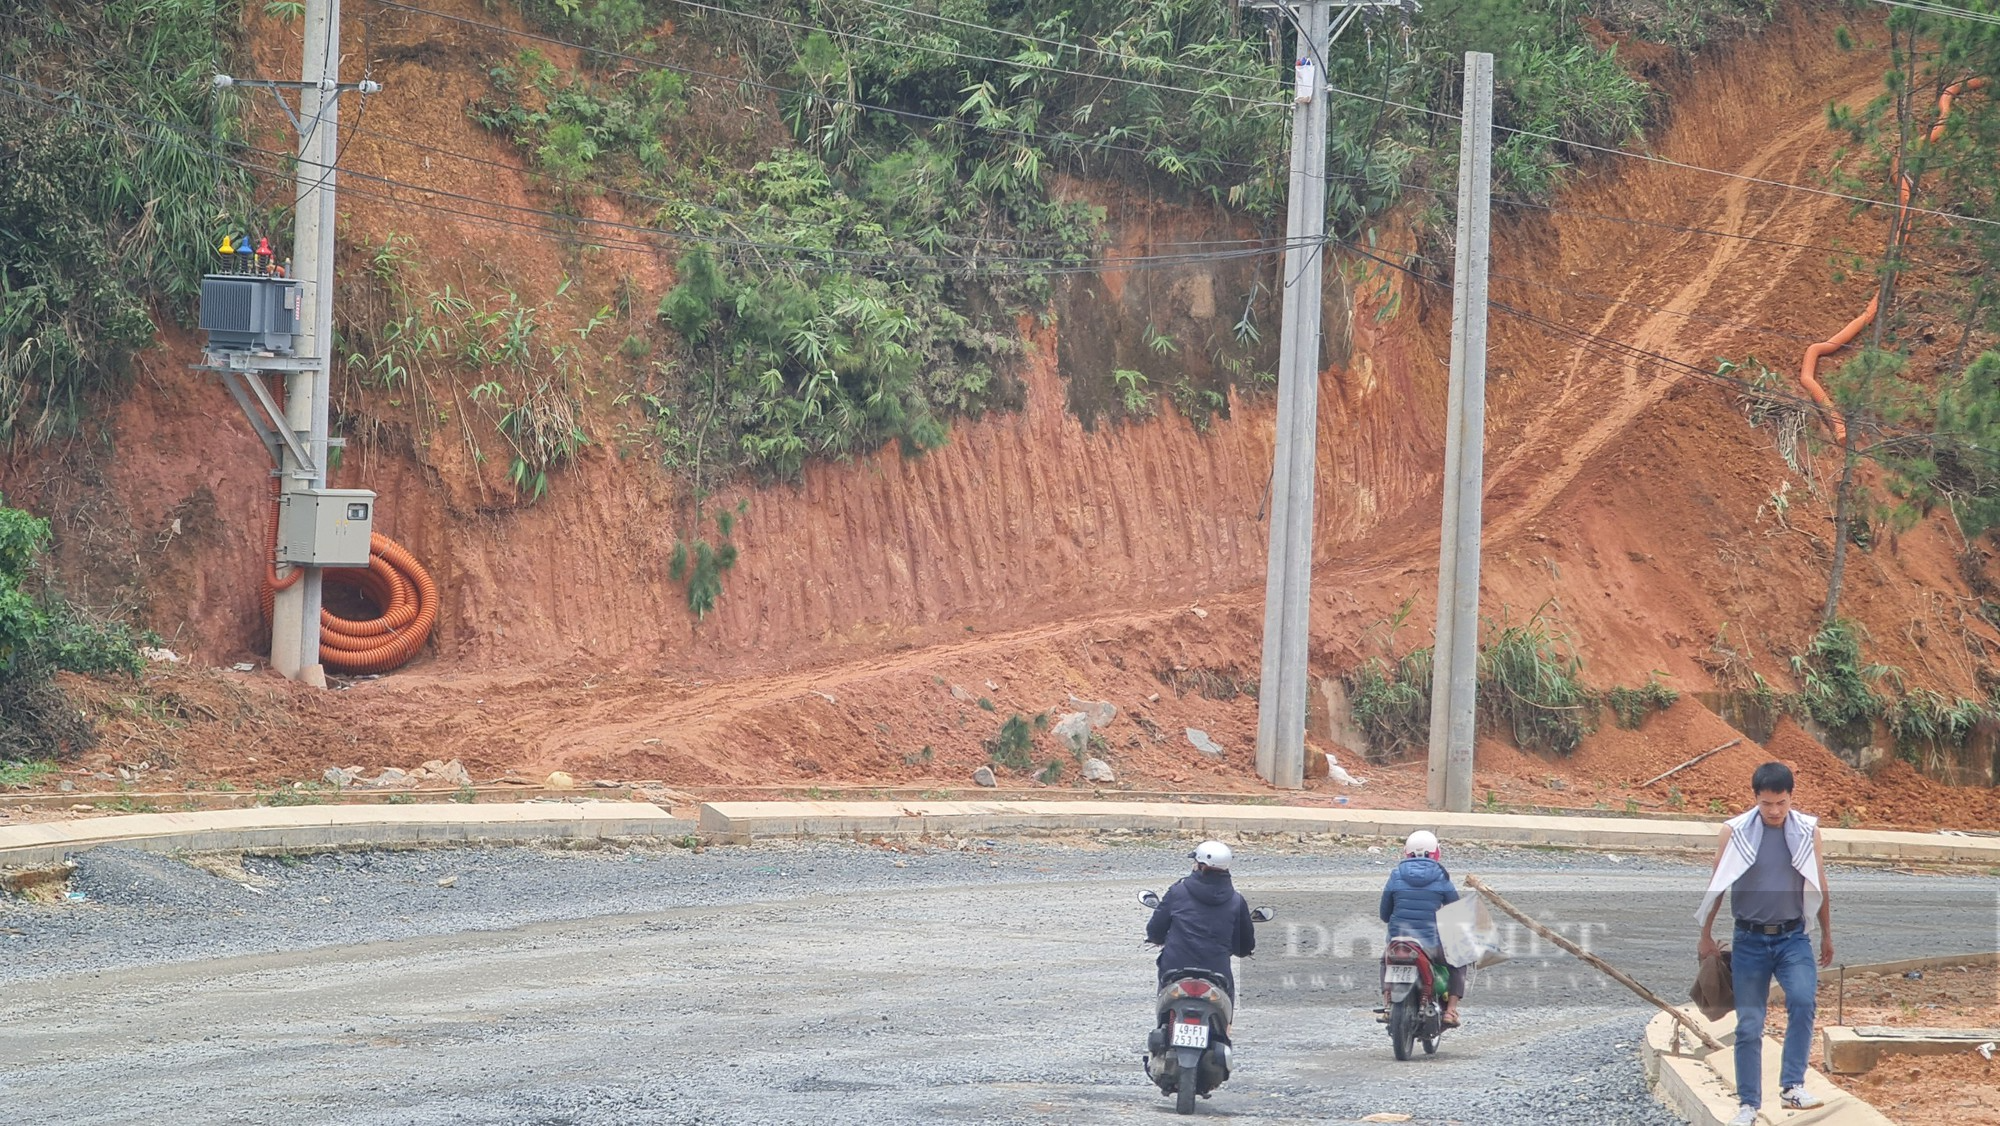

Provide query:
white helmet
left=1403, top=830, right=1440, bottom=859
left=1190, top=840, right=1234, bottom=870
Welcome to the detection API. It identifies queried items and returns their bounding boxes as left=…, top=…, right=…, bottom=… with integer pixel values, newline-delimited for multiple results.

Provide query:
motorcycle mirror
left=1138, top=890, right=1162, bottom=909
left=1250, top=907, right=1275, bottom=923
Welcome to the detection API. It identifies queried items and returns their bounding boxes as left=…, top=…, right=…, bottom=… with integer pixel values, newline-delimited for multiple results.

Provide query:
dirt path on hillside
left=1481, top=77, right=1882, bottom=543
left=470, top=59, right=1899, bottom=780
left=28, top=10, right=1995, bottom=829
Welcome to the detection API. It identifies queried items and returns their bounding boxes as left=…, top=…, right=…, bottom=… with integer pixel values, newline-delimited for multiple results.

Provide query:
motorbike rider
left=1379, top=829, right=1467, bottom=1028
left=1145, top=840, right=1257, bottom=1000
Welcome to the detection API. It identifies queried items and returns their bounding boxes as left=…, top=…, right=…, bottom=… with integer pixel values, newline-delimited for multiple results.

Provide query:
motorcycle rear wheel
left=1389, top=997, right=1417, bottom=1061
left=1176, top=1062, right=1197, bottom=1114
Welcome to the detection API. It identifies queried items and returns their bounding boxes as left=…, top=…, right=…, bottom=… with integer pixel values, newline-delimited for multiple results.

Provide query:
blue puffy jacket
left=1379, top=857, right=1460, bottom=949
left=1146, top=868, right=1255, bottom=995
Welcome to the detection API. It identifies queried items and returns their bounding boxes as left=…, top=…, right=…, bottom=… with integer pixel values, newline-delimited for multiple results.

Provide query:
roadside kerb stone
left=1823, top=1025, right=2000, bottom=1074
left=1833, top=950, right=2000, bottom=977
left=0, top=802, right=690, bottom=868
left=694, top=801, right=2000, bottom=863
left=1643, top=1006, right=1893, bottom=1126
left=1819, top=949, right=2000, bottom=1074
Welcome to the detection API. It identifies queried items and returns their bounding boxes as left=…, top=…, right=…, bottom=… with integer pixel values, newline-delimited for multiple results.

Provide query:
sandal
left=1440, top=1011, right=1462, bottom=1029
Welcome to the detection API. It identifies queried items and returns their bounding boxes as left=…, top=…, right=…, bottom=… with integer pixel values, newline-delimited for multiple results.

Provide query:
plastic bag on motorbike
left=1437, top=892, right=1509, bottom=971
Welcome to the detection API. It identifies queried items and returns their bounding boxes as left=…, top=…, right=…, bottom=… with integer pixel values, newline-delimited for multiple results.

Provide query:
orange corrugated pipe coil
left=1799, top=77, right=1986, bottom=441
left=258, top=467, right=438, bottom=676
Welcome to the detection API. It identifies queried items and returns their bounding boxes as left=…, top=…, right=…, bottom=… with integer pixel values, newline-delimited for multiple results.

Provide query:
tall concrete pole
left=1426, top=52, right=1494, bottom=812
left=274, top=0, right=339, bottom=683
left=1255, top=0, right=1333, bottom=790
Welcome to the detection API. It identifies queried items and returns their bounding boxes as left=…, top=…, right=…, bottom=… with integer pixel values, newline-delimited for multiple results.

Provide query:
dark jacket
left=1146, top=868, right=1256, bottom=992
left=1379, top=857, right=1461, bottom=950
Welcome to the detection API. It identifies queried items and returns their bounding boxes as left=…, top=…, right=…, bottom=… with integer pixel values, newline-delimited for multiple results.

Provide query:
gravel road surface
left=3, top=837, right=1992, bottom=1125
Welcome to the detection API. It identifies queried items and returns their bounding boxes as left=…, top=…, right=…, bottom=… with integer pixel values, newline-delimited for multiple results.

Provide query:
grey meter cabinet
left=276, top=488, right=377, bottom=567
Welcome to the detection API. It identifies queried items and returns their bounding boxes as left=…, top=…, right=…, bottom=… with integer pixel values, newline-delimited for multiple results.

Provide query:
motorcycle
left=1379, top=936, right=1450, bottom=1061
left=1137, top=890, right=1275, bottom=1115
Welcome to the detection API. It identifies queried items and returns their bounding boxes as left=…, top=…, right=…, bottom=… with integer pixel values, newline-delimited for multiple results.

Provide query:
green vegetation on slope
left=0, top=496, right=148, bottom=760
left=0, top=0, right=260, bottom=444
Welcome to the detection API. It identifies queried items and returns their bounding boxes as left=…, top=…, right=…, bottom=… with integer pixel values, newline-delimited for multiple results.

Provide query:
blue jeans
left=1731, top=927, right=1817, bottom=1108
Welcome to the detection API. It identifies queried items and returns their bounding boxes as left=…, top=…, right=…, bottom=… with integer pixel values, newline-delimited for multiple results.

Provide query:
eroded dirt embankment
left=7, top=2, right=2000, bottom=823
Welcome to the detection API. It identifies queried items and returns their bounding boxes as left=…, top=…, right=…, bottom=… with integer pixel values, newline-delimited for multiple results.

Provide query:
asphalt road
left=2, top=838, right=1993, bottom=1125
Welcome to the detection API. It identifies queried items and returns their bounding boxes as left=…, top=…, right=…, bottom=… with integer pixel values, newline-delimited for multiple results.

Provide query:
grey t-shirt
left=1732, top=819, right=1804, bottom=925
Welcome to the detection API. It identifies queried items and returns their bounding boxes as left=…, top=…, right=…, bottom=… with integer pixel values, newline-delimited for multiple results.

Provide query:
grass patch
left=0, top=759, right=57, bottom=787
left=986, top=712, right=1047, bottom=772
left=1157, top=665, right=1256, bottom=702
left=1345, top=648, right=1435, bottom=760
left=1606, top=675, right=1679, bottom=729
left=1787, top=619, right=1895, bottom=746
left=258, top=783, right=330, bottom=808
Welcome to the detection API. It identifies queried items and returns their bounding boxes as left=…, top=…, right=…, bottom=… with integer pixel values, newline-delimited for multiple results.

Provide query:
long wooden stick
left=1637, top=738, right=1743, bottom=790
left=1465, top=874, right=1724, bottom=1053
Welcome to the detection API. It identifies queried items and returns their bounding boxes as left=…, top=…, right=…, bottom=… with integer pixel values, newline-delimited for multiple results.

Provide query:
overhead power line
left=663, top=0, right=1285, bottom=107
left=345, top=118, right=1272, bottom=253
left=364, top=0, right=1282, bottom=178
left=1340, top=236, right=2000, bottom=465
left=844, top=0, right=1294, bottom=90
left=0, top=73, right=1305, bottom=278
left=366, top=0, right=2000, bottom=254
left=1872, top=0, right=2000, bottom=25
left=661, top=0, right=2000, bottom=231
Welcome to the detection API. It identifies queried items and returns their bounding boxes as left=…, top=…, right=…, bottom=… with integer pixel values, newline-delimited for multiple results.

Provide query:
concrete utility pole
left=272, top=0, right=342, bottom=684
left=1253, top=0, right=1332, bottom=791
left=1252, top=0, right=1407, bottom=789
left=1426, top=52, right=1494, bottom=812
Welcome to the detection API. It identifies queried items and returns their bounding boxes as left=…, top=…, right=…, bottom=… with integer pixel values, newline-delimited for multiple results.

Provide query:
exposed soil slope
left=6, top=2, right=1998, bottom=826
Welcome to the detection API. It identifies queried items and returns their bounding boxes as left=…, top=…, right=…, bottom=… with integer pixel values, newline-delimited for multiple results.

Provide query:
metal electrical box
left=276, top=488, right=376, bottom=567
left=199, top=274, right=302, bottom=353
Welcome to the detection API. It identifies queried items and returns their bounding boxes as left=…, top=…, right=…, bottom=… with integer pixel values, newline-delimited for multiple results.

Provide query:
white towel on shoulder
left=1694, top=807, right=1822, bottom=927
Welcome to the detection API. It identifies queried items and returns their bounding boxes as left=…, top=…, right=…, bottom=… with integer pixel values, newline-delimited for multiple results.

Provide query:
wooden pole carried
left=1465, top=874, right=1724, bottom=1053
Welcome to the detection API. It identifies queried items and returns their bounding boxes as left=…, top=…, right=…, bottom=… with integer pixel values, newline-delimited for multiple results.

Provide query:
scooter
left=1138, top=890, right=1275, bottom=1114
left=1380, top=936, right=1449, bottom=1061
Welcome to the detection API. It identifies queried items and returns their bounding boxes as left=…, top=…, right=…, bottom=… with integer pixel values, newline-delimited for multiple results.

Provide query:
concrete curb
left=1643, top=1007, right=1896, bottom=1125
left=8, top=799, right=1995, bottom=869
left=1831, top=950, right=2000, bottom=976
left=0, top=802, right=694, bottom=867
left=695, top=800, right=2000, bottom=862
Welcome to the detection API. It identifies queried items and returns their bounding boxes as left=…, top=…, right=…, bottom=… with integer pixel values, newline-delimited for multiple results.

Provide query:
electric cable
left=664, top=0, right=2000, bottom=231
left=843, top=0, right=1295, bottom=92
left=1872, top=0, right=2000, bottom=25
left=662, top=0, right=1285, bottom=108
left=346, top=118, right=1269, bottom=254
left=1308, top=73, right=2000, bottom=230
left=0, top=75, right=1312, bottom=278
left=365, top=0, right=1997, bottom=252
left=365, top=0, right=1285, bottom=175
left=1339, top=236, right=2000, bottom=465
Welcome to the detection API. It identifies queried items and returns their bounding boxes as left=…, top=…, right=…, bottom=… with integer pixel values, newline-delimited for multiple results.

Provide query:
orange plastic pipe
left=264, top=476, right=302, bottom=596
left=1800, top=77, right=1986, bottom=440
left=259, top=511, right=439, bottom=674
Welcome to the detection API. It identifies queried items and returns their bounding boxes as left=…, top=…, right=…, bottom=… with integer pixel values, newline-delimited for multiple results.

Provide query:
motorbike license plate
left=1383, top=964, right=1419, bottom=984
left=1171, top=1021, right=1210, bottom=1049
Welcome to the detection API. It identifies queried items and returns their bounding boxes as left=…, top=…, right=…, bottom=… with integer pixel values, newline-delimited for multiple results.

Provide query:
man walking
left=1696, top=762, right=1834, bottom=1125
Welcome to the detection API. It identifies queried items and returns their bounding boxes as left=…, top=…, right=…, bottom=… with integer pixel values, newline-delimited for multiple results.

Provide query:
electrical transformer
left=199, top=274, right=302, bottom=354
left=276, top=488, right=376, bottom=567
